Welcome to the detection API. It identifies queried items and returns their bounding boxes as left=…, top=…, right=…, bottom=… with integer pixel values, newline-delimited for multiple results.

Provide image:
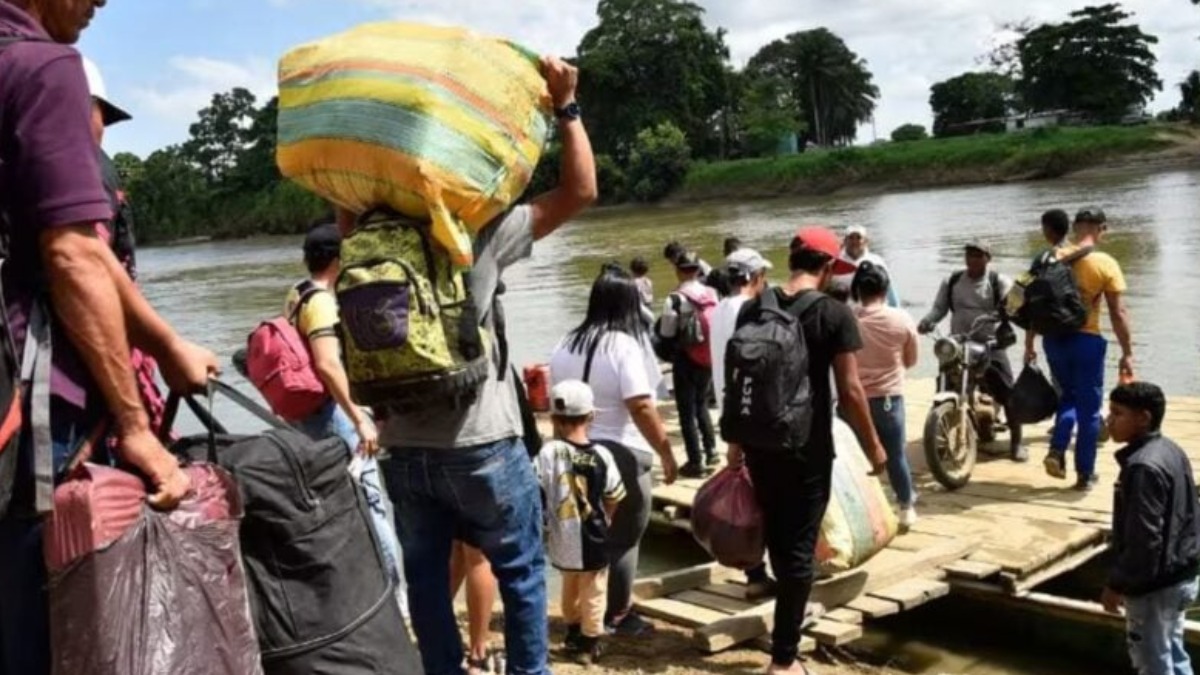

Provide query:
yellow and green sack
left=335, top=215, right=490, bottom=409
left=277, top=22, right=552, bottom=267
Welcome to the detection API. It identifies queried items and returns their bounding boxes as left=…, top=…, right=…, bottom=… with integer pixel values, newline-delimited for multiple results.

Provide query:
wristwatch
left=554, top=101, right=581, bottom=122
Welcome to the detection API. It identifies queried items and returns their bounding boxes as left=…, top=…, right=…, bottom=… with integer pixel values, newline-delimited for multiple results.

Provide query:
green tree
left=746, top=28, right=879, bottom=147
left=126, top=146, right=211, bottom=242
left=1180, top=71, right=1200, bottom=123
left=890, top=124, right=928, bottom=142
left=182, top=87, right=259, bottom=184
left=626, top=122, right=692, bottom=202
left=228, top=96, right=280, bottom=193
left=111, top=152, right=144, bottom=184
left=738, top=73, right=804, bottom=157
left=1016, top=4, right=1161, bottom=122
left=576, top=0, right=731, bottom=160
left=930, top=72, right=1014, bottom=137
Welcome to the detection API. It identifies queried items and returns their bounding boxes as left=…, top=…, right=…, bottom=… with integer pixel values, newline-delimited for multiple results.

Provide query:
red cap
left=791, top=227, right=857, bottom=275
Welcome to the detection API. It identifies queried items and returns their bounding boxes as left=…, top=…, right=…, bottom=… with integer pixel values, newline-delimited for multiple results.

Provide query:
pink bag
left=246, top=316, right=328, bottom=422
left=691, top=465, right=765, bottom=570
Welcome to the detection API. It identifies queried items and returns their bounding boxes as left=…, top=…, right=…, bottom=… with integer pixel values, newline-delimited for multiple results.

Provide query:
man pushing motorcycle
left=918, top=240, right=1027, bottom=463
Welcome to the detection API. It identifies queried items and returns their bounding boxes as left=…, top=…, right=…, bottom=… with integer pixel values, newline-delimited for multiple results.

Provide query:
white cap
left=81, top=56, right=132, bottom=126
left=726, top=248, right=773, bottom=275
left=845, top=225, right=868, bottom=239
left=550, top=380, right=594, bottom=417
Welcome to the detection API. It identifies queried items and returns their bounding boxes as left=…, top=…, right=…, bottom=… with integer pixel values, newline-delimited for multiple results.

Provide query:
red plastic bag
left=691, top=466, right=765, bottom=570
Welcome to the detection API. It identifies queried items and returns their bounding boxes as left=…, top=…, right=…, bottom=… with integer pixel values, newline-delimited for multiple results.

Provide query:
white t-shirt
left=534, top=439, right=625, bottom=571
left=549, top=332, right=662, bottom=454
left=710, top=294, right=750, bottom=414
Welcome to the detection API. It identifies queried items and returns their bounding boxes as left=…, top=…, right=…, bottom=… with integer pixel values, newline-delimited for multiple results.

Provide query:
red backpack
left=675, top=287, right=718, bottom=368
left=245, top=283, right=329, bottom=422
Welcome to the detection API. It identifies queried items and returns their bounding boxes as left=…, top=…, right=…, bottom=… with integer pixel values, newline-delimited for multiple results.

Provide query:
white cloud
left=127, top=55, right=276, bottom=130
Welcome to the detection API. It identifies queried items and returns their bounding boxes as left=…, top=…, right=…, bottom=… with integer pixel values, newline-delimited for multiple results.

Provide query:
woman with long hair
left=852, top=262, right=920, bottom=528
left=550, top=266, right=678, bottom=637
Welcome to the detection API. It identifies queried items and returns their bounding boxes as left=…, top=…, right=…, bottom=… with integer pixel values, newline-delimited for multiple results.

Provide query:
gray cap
left=964, top=239, right=992, bottom=258
left=551, top=380, right=594, bottom=417
left=726, top=248, right=773, bottom=276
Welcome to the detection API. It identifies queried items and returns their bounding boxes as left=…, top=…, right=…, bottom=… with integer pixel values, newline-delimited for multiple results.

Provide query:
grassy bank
left=677, top=124, right=1198, bottom=202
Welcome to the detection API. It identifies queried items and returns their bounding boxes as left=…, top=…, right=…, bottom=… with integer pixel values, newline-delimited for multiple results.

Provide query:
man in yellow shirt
left=1026, top=208, right=1135, bottom=491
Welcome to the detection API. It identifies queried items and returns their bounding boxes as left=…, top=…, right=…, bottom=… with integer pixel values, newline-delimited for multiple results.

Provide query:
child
left=1102, top=382, right=1200, bottom=675
left=534, top=380, right=626, bottom=664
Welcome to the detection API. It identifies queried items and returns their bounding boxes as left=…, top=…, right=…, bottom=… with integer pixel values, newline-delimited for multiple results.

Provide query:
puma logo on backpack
left=720, top=289, right=822, bottom=452
left=1009, top=247, right=1093, bottom=337
left=335, top=213, right=489, bottom=410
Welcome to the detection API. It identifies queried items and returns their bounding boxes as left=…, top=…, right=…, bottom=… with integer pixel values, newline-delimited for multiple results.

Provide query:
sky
left=80, top=0, right=1200, bottom=158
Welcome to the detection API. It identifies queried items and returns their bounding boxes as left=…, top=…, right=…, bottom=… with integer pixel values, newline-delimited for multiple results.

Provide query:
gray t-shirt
left=380, top=206, right=534, bottom=449
left=921, top=268, right=1014, bottom=338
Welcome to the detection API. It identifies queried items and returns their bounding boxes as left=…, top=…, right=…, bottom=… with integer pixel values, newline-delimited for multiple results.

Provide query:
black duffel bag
left=1008, top=365, right=1060, bottom=425
left=165, top=380, right=422, bottom=675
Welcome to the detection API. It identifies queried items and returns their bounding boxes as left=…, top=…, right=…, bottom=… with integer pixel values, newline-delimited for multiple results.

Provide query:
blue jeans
left=0, top=417, right=92, bottom=675
left=1043, top=332, right=1107, bottom=478
left=298, top=401, right=406, bottom=609
left=869, top=395, right=915, bottom=508
left=383, top=438, right=548, bottom=675
left=1125, top=578, right=1199, bottom=675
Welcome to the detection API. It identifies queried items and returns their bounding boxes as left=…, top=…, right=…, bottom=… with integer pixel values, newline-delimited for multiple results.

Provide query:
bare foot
left=766, top=660, right=811, bottom=675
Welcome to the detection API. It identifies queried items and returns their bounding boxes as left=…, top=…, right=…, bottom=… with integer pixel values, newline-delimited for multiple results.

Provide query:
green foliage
left=746, top=28, right=878, bottom=147
left=1180, top=72, right=1200, bottom=124
left=1016, top=4, right=1161, bottom=122
left=681, top=124, right=1171, bottom=200
left=890, top=124, right=929, bottom=142
left=182, top=88, right=258, bottom=184
left=737, top=74, right=804, bottom=157
left=626, top=122, right=692, bottom=202
left=576, top=0, right=730, bottom=161
left=595, top=154, right=628, bottom=204
left=930, top=72, right=1014, bottom=137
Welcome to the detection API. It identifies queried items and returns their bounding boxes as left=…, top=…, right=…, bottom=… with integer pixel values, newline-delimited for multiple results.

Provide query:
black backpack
left=720, top=289, right=823, bottom=452
left=167, top=381, right=422, bottom=675
left=1011, top=247, right=1094, bottom=337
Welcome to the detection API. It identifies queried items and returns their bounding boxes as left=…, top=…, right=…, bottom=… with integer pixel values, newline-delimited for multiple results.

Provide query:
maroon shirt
left=1, top=1, right=113, bottom=416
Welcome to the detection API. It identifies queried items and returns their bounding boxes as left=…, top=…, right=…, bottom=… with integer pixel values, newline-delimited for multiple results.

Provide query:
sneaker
left=572, top=636, right=603, bottom=665
left=563, top=624, right=582, bottom=651
left=1044, top=452, right=1067, bottom=479
left=899, top=506, right=919, bottom=530
left=1011, top=445, right=1029, bottom=463
left=1074, top=474, right=1099, bottom=492
left=605, top=611, right=655, bottom=637
left=679, top=462, right=708, bottom=479
left=705, top=452, right=721, bottom=468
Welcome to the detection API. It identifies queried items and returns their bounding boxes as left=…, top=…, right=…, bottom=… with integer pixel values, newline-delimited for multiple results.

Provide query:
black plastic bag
left=1009, top=365, right=1059, bottom=425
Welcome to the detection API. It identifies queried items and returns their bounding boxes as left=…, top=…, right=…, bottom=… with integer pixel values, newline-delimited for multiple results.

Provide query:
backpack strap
left=788, top=290, right=826, bottom=320
left=1060, top=246, right=1095, bottom=266
left=582, top=337, right=602, bottom=384
left=19, top=301, right=53, bottom=513
left=947, top=271, right=965, bottom=312
left=989, top=270, right=1003, bottom=311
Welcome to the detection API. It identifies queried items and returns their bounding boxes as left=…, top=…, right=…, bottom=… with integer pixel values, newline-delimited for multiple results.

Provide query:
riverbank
left=673, top=124, right=1200, bottom=203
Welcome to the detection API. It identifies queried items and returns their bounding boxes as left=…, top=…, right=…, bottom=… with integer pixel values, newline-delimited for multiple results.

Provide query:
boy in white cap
left=832, top=225, right=900, bottom=307
left=534, top=380, right=626, bottom=664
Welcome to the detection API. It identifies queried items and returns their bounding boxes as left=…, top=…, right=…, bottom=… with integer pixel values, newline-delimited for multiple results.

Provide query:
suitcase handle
left=163, top=378, right=292, bottom=462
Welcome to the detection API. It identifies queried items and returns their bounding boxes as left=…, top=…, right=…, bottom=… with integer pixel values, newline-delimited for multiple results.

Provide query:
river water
left=137, top=167, right=1200, bottom=674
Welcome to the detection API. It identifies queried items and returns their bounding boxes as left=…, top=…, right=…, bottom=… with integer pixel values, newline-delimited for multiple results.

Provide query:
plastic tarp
left=692, top=465, right=765, bottom=570
left=1009, top=364, right=1060, bottom=425
left=44, top=463, right=261, bottom=675
left=817, top=420, right=900, bottom=574
left=277, top=21, right=551, bottom=268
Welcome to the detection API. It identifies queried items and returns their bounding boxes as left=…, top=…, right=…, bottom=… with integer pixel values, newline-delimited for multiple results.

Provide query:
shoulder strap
left=989, top=270, right=1002, bottom=309
left=19, top=301, right=53, bottom=513
left=288, top=280, right=324, bottom=323
left=1061, top=246, right=1095, bottom=266
left=948, top=271, right=964, bottom=312
left=582, top=336, right=602, bottom=384
left=789, top=290, right=826, bottom=319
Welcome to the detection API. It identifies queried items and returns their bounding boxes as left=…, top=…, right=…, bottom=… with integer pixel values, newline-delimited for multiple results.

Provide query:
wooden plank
left=633, top=563, right=727, bottom=601
left=637, top=597, right=728, bottom=629
left=845, top=596, right=901, bottom=619
left=693, top=602, right=826, bottom=654
left=673, top=590, right=755, bottom=615
left=942, top=559, right=1002, bottom=581
left=805, top=619, right=864, bottom=646
left=1004, top=540, right=1109, bottom=594
left=701, top=582, right=750, bottom=601
left=869, top=579, right=950, bottom=610
left=824, top=608, right=864, bottom=625
left=887, top=531, right=956, bottom=552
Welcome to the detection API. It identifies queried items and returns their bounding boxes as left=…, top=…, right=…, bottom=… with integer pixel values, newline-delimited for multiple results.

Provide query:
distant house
left=1004, top=110, right=1086, bottom=133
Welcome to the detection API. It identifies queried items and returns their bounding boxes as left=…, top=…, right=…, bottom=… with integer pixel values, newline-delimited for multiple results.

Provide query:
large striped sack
left=277, top=22, right=552, bottom=268
left=816, top=418, right=899, bottom=574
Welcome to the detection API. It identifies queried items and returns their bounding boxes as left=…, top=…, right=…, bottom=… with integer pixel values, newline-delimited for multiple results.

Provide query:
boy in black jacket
left=1103, top=382, right=1200, bottom=675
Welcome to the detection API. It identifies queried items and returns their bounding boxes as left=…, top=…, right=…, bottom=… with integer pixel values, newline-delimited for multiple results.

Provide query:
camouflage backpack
left=335, top=213, right=489, bottom=410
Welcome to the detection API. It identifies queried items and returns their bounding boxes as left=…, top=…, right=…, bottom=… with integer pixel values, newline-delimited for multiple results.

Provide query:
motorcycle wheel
left=924, top=401, right=978, bottom=491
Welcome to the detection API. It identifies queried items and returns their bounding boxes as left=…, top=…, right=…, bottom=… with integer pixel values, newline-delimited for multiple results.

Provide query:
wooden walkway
left=628, top=379, right=1200, bottom=653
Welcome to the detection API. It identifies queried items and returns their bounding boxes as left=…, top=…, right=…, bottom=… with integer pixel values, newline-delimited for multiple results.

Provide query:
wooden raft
left=625, top=379, right=1200, bottom=652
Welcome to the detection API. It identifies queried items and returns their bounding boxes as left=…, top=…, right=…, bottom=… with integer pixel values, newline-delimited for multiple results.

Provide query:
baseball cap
left=845, top=225, right=868, bottom=239
left=304, top=222, right=342, bottom=256
left=964, top=239, right=992, bottom=258
left=726, top=248, right=773, bottom=276
left=791, top=227, right=857, bottom=275
left=81, top=57, right=132, bottom=127
left=550, top=380, right=595, bottom=417
left=674, top=250, right=703, bottom=271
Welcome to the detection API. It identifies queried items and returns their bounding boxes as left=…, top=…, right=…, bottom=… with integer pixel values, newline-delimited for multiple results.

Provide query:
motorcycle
left=923, top=315, right=1010, bottom=491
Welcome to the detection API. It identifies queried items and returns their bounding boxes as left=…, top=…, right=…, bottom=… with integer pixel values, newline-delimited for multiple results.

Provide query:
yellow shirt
left=284, top=283, right=339, bottom=340
left=1059, top=246, right=1126, bottom=336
